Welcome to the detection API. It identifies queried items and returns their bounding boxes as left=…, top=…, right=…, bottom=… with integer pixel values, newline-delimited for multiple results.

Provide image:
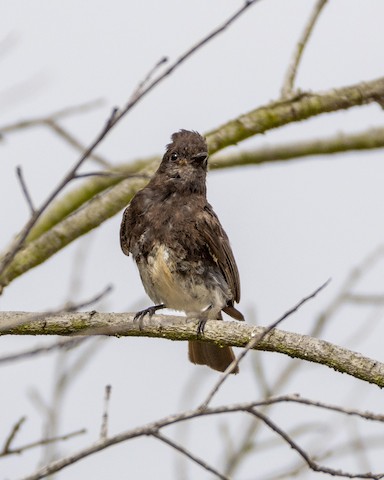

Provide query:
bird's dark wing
left=120, top=203, right=134, bottom=256
left=196, top=204, right=241, bottom=303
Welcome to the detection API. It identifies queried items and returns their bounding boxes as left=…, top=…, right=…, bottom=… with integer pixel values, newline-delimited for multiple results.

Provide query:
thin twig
left=0, top=100, right=109, bottom=166
left=199, top=279, right=331, bottom=410
left=16, top=166, right=36, bottom=215
left=153, top=431, right=230, bottom=480
left=250, top=394, right=384, bottom=422
left=73, top=171, right=150, bottom=180
left=344, top=293, right=384, bottom=304
left=281, top=0, right=329, bottom=98
left=0, top=99, right=103, bottom=133
left=0, top=284, right=112, bottom=332
left=129, top=56, right=168, bottom=102
left=311, top=244, right=384, bottom=338
left=0, top=338, right=85, bottom=365
left=100, top=385, right=112, bottom=441
left=44, top=119, right=111, bottom=167
left=247, top=407, right=383, bottom=479
left=2, top=416, right=26, bottom=453
left=0, top=428, right=86, bottom=458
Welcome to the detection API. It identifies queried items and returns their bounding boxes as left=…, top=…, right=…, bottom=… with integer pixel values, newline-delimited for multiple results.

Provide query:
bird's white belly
left=137, top=244, right=226, bottom=315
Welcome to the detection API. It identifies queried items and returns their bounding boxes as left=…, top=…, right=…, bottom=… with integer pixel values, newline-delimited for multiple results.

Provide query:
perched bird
left=120, top=130, right=244, bottom=373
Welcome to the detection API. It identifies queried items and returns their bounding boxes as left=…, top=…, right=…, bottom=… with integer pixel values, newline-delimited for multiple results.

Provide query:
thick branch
left=1, top=311, right=383, bottom=388
left=207, top=76, right=384, bottom=153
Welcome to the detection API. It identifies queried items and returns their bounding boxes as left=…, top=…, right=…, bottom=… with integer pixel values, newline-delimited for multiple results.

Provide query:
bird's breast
left=136, top=243, right=228, bottom=314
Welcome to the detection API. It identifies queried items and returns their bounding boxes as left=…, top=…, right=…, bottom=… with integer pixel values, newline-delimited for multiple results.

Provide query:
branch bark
left=1, top=311, right=383, bottom=388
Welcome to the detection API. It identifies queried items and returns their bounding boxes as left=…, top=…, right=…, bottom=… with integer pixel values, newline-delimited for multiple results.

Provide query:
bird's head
left=157, top=130, right=208, bottom=183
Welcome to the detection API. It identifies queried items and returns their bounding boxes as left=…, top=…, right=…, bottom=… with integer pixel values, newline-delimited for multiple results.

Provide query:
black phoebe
left=120, top=130, right=244, bottom=373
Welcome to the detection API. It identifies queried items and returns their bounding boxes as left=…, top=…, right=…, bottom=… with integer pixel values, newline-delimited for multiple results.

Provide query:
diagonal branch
left=247, top=407, right=384, bottom=479
left=152, top=431, right=229, bottom=480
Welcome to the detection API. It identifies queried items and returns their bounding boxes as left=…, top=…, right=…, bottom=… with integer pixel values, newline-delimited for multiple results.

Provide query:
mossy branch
left=212, top=126, right=384, bottom=167
left=1, top=311, right=383, bottom=388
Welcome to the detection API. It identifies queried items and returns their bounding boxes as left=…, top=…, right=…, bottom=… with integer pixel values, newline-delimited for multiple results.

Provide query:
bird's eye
left=170, top=153, right=178, bottom=161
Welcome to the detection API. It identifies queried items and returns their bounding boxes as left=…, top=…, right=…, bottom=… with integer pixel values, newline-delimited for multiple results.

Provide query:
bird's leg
left=134, top=304, right=165, bottom=330
left=197, top=318, right=207, bottom=335
left=196, top=304, right=216, bottom=336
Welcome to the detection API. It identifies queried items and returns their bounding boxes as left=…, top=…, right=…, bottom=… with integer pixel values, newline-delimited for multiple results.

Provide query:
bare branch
left=153, top=431, right=230, bottom=480
left=16, top=166, right=36, bottom=214
left=0, top=428, right=86, bottom=458
left=344, top=293, right=384, bottom=304
left=0, top=283, right=112, bottom=332
left=2, top=416, right=26, bottom=454
left=0, top=337, right=85, bottom=365
left=247, top=407, right=383, bottom=479
left=129, top=56, right=168, bottom=102
left=311, top=244, right=384, bottom=338
left=72, top=171, right=149, bottom=180
left=252, top=394, right=384, bottom=422
left=0, top=99, right=103, bottom=134
left=200, top=279, right=330, bottom=409
left=281, top=0, right=329, bottom=98
left=0, top=100, right=110, bottom=167
left=44, top=119, right=111, bottom=167
left=100, top=385, right=112, bottom=441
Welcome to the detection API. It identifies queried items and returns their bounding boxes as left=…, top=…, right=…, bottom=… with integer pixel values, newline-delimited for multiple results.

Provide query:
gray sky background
left=1, top=1, right=384, bottom=478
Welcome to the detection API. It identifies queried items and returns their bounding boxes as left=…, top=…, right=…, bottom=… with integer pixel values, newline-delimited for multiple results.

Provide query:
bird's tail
left=188, top=341, right=238, bottom=374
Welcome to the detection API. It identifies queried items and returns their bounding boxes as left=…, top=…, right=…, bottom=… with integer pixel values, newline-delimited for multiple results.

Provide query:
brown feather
left=195, top=204, right=241, bottom=303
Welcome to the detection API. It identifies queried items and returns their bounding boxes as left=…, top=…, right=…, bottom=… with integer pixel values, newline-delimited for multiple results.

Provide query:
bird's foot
left=134, top=304, right=165, bottom=330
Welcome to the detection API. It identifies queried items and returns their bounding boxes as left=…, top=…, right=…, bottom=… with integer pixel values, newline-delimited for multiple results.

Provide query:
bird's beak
left=191, top=152, right=208, bottom=163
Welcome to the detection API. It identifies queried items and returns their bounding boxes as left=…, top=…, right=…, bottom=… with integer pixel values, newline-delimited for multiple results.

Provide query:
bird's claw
left=134, top=304, right=165, bottom=330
